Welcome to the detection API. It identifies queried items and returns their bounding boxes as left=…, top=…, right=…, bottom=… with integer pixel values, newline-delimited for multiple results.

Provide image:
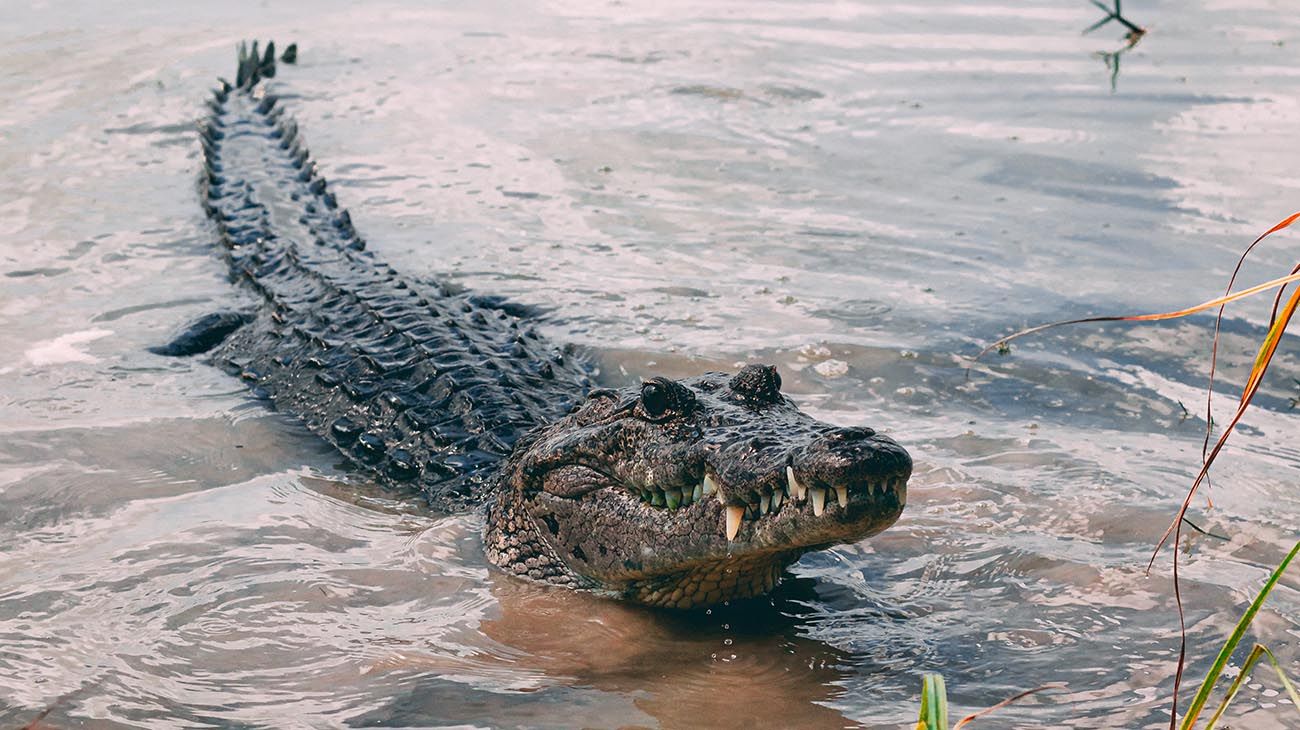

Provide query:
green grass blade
left=1203, top=644, right=1300, bottom=728
left=1259, top=645, right=1300, bottom=716
left=1202, top=644, right=1266, bottom=728
left=1180, top=541, right=1300, bottom=729
left=917, top=674, right=949, bottom=730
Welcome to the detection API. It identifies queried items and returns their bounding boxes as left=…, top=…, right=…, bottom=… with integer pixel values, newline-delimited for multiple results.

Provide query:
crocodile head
left=484, top=364, right=911, bottom=609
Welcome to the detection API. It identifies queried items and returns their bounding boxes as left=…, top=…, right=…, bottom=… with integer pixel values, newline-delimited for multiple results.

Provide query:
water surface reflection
left=3, top=0, right=1300, bottom=727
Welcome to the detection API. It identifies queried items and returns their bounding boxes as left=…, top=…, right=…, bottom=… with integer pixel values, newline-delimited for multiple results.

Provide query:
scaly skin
left=179, top=43, right=912, bottom=608
left=485, top=369, right=911, bottom=608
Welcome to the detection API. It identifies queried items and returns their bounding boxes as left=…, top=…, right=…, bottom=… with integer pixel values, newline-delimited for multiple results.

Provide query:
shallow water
left=2, top=1, right=1299, bottom=727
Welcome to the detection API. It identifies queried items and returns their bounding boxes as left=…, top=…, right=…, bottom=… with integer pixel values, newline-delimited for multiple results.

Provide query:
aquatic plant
left=1083, top=0, right=1146, bottom=39
left=1082, top=0, right=1148, bottom=91
left=915, top=674, right=947, bottom=730
left=915, top=550, right=1299, bottom=729
left=974, top=212, right=1300, bottom=726
left=1179, top=541, right=1300, bottom=729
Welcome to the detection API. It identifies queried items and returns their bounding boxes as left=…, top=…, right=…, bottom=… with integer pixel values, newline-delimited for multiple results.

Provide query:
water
left=2, top=1, right=1299, bottom=727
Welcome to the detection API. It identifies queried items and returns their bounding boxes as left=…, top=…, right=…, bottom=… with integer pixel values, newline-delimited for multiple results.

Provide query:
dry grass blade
left=973, top=268, right=1300, bottom=363
left=1150, top=283, right=1300, bottom=567
left=952, top=683, right=1066, bottom=728
left=1193, top=224, right=1300, bottom=526
left=974, top=212, right=1300, bottom=364
left=1252, top=284, right=1300, bottom=377
left=971, top=213, right=1300, bottom=727
left=1160, top=214, right=1300, bottom=726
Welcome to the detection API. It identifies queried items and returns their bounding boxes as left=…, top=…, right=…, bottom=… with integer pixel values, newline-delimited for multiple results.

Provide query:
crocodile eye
left=636, top=376, right=694, bottom=420
left=640, top=381, right=670, bottom=418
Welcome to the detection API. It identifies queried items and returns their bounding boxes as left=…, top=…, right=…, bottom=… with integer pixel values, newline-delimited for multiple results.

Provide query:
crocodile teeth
left=771, top=490, right=783, bottom=510
left=810, top=487, right=826, bottom=516
left=725, top=505, right=744, bottom=541
left=786, top=466, right=806, bottom=501
left=702, top=474, right=718, bottom=497
left=651, top=491, right=665, bottom=507
left=692, top=482, right=703, bottom=504
left=835, top=486, right=848, bottom=508
left=665, top=489, right=680, bottom=510
left=759, top=495, right=770, bottom=515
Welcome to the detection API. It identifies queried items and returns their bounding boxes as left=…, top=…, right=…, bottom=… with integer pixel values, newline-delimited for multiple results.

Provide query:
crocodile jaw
left=484, top=366, right=911, bottom=609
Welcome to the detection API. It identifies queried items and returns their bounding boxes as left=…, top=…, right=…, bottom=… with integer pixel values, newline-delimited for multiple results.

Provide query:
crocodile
left=167, top=42, right=912, bottom=609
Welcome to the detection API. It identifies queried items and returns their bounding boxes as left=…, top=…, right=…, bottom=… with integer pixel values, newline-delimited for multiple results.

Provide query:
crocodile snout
left=798, top=426, right=910, bottom=485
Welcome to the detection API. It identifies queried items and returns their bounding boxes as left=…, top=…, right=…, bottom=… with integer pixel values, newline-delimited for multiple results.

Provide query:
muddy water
left=2, top=1, right=1299, bottom=727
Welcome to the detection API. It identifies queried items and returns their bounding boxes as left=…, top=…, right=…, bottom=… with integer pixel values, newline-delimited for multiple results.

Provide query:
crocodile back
left=200, top=82, right=590, bottom=511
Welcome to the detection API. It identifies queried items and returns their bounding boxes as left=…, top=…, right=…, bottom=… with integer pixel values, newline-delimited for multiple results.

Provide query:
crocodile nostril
left=827, top=426, right=876, bottom=442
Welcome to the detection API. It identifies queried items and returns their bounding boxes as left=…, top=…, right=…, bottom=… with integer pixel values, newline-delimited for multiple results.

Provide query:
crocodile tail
left=234, top=40, right=298, bottom=89
left=196, top=42, right=589, bottom=511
